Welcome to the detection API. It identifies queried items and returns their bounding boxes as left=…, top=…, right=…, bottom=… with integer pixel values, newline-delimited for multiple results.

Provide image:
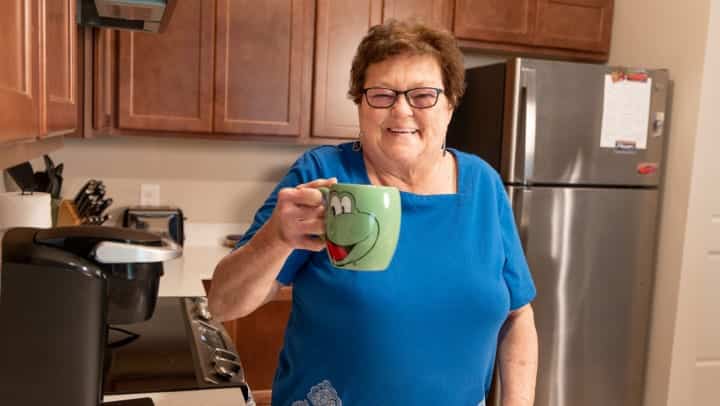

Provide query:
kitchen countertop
left=157, top=222, right=249, bottom=297
left=103, top=388, right=247, bottom=406
left=159, top=244, right=232, bottom=297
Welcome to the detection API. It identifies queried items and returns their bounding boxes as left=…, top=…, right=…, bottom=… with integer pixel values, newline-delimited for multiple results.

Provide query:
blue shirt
left=237, top=143, right=536, bottom=406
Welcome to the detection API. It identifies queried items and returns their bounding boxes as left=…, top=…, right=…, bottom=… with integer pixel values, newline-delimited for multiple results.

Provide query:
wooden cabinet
left=93, top=28, right=116, bottom=131
left=0, top=0, right=77, bottom=144
left=454, top=0, right=537, bottom=45
left=533, top=0, right=613, bottom=53
left=40, top=0, right=78, bottom=137
left=93, top=0, right=615, bottom=142
left=117, top=0, right=215, bottom=132
left=203, top=280, right=292, bottom=406
left=214, top=0, right=315, bottom=137
left=227, top=287, right=292, bottom=405
left=383, top=0, right=454, bottom=31
left=312, top=0, right=383, bottom=139
left=0, top=0, right=40, bottom=143
left=455, top=0, right=613, bottom=55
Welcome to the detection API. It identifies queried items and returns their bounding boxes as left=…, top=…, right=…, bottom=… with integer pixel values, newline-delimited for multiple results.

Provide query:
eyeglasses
left=362, top=87, right=444, bottom=109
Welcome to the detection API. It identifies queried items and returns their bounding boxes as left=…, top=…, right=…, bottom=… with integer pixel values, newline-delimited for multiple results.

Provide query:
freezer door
left=508, top=185, right=658, bottom=406
left=507, top=58, right=669, bottom=187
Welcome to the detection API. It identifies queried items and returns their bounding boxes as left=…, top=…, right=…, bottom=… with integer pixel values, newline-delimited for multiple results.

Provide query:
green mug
left=319, top=183, right=401, bottom=271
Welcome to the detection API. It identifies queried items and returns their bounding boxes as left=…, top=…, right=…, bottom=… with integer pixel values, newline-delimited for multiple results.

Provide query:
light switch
left=140, top=184, right=160, bottom=206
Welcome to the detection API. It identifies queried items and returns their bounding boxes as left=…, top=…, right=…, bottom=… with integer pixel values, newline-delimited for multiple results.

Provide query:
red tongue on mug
left=326, top=241, right=348, bottom=261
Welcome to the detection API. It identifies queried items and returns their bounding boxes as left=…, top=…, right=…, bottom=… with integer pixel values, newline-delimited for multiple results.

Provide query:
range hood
left=77, top=0, right=177, bottom=33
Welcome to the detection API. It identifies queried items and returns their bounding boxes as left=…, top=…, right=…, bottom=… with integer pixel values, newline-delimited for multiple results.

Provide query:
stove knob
left=196, top=300, right=212, bottom=321
left=214, top=358, right=241, bottom=380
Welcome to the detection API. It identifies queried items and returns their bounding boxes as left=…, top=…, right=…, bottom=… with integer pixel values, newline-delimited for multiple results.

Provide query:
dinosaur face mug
left=319, top=183, right=401, bottom=271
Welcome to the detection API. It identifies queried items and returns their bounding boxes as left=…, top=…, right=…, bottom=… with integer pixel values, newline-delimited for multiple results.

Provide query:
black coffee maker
left=0, top=226, right=181, bottom=406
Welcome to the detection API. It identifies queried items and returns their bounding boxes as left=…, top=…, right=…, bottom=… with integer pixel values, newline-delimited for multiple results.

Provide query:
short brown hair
left=348, top=19, right=465, bottom=107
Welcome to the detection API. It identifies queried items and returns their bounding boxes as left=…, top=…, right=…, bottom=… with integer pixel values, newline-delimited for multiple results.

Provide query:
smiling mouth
left=326, top=240, right=356, bottom=262
left=387, top=128, right=418, bottom=134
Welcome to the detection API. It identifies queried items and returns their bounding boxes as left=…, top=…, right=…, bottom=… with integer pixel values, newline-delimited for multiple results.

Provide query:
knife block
left=56, top=200, right=82, bottom=226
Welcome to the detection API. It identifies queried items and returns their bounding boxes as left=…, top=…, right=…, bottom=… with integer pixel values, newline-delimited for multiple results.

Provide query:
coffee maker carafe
left=0, top=226, right=181, bottom=406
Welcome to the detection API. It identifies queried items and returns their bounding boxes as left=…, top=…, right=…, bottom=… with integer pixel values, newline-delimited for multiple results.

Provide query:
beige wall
left=610, top=0, right=713, bottom=405
left=29, top=136, right=309, bottom=226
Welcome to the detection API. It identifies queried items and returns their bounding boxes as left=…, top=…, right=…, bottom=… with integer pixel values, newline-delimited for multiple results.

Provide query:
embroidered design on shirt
left=292, top=380, right=343, bottom=406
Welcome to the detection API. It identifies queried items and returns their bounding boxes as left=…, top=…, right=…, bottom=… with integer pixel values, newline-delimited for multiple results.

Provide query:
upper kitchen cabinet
left=117, top=0, right=215, bottom=132
left=383, top=0, right=454, bottom=31
left=0, top=0, right=77, bottom=145
left=0, top=0, right=40, bottom=143
left=533, top=0, right=613, bottom=53
left=93, top=28, right=116, bottom=131
left=214, top=0, right=315, bottom=137
left=40, top=0, right=78, bottom=137
left=454, top=0, right=537, bottom=45
left=454, top=0, right=613, bottom=60
left=312, top=0, right=383, bottom=139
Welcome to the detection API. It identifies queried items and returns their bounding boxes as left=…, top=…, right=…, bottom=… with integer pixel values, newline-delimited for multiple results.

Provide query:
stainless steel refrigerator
left=446, top=58, right=671, bottom=406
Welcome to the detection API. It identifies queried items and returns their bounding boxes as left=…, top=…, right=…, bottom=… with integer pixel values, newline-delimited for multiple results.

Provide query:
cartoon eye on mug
left=329, top=194, right=353, bottom=216
left=325, top=191, right=380, bottom=266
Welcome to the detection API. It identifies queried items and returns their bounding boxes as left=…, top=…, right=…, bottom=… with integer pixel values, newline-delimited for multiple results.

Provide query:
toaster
left=122, top=206, right=185, bottom=245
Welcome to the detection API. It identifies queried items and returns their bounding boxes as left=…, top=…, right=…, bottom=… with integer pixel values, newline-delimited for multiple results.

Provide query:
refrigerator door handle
left=520, top=68, right=537, bottom=184
left=509, top=187, right=532, bottom=250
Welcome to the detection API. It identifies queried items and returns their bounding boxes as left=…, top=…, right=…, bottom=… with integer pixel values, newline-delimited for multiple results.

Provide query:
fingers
left=296, top=216, right=324, bottom=236
left=273, top=179, right=335, bottom=250
left=278, top=187, right=324, bottom=207
left=296, top=235, right=326, bottom=252
left=297, top=177, right=337, bottom=189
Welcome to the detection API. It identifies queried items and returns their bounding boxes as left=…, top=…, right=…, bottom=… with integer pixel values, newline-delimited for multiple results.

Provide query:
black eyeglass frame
left=361, top=87, right=444, bottom=109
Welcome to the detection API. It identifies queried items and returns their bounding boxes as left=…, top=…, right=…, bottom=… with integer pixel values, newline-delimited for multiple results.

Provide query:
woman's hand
left=268, top=177, right=337, bottom=251
left=209, top=177, right=337, bottom=320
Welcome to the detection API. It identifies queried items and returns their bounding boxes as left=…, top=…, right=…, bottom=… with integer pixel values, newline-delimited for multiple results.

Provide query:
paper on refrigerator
left=600, top=74, right=652, bottom=150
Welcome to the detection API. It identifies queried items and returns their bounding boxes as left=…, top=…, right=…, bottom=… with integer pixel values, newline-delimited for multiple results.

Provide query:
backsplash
left=13, top=136, right=309, bottom=227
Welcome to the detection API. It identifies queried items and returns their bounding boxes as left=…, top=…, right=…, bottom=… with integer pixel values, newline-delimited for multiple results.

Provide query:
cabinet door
left=117, top=0, right=214, bottom=132
left=214, top=0, right=314, bottom=137
left=40, top=0, right=77, bottom=137
left=230, top=287, right=292, bottom=404
left=383, top=0, right=454, bottom=31
left=0, top=0, right=39, bottom=142
left=454, top=0, right=537, bottom=45
left=533, top=0, right=613, bottom=53
left=93, top=29, right=115, bottom=130
left=312, top=0, right=383, bottom=139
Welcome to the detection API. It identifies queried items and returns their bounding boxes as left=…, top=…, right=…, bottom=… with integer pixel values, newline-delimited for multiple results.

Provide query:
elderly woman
left=210, top=20, right=537, bottom=406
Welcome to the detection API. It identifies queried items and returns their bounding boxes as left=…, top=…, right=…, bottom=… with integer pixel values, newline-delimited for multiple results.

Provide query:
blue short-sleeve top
left=236, top=142, right=536, bottom=405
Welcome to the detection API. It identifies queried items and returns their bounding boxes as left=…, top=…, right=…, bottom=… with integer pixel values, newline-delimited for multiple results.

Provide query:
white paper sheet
left=600, top=74, right=652, bottom=150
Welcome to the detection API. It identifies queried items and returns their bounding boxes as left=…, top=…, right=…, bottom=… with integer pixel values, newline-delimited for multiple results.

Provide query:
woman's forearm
left=497, top=304, right=538, bottom=406
left=208, top=218, right=293, bottom=321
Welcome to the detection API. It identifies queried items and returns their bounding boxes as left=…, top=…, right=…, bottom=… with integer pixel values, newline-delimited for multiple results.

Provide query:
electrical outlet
left=140, top=184, right=160, bottom=206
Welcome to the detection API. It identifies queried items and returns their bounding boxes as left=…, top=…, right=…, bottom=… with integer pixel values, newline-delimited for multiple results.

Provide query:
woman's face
left=358, top=54, right=454, bottom=170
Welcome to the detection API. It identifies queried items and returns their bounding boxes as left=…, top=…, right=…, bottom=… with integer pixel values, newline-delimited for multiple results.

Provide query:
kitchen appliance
left=0, top=226, right=181, bottom=406
left=103, top=296, right=254, bottom=405
left=77, top=0, right=177, bottom=33
left=447, top=58, right=670, bottom=406
left=123, top=206, right=185, bottom=246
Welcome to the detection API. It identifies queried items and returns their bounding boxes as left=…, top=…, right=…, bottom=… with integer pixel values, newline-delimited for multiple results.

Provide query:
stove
left=103, top=297, right=253, bottom=404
